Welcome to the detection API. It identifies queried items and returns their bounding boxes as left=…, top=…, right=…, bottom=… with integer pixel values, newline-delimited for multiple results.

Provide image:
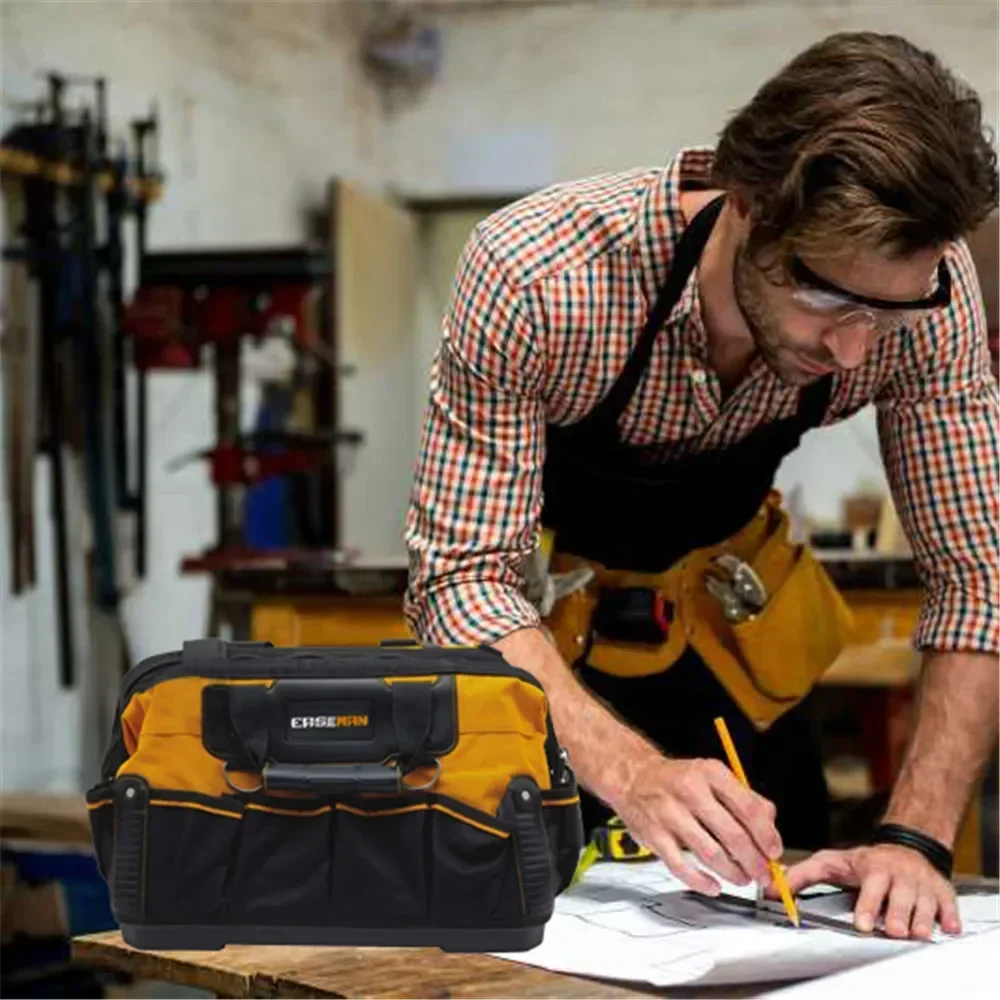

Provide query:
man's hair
left=712, top=32, right=999, bottom=271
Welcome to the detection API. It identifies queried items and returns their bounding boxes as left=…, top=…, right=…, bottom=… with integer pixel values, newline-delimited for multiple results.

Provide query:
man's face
left=731, top=239, right=944, bottom=387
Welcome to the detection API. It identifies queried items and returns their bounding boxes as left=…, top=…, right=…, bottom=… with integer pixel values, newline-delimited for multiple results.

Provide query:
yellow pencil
left=713, top=716, right=800, bottom=928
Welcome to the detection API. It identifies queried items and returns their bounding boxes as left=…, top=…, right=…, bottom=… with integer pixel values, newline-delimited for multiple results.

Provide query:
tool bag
left=86, top=639, right=584, bottom=953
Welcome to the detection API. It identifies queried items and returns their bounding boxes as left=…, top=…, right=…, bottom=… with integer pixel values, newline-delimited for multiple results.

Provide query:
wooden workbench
left=71, top=874, right=999, bottom=999
left=72, top=934, right=774, bottom=998
left=75, top=873, right=998, bottom=999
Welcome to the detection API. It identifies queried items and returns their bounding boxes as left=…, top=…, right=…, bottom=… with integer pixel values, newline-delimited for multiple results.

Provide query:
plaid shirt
left=404, top=147, right=1000, bottom=656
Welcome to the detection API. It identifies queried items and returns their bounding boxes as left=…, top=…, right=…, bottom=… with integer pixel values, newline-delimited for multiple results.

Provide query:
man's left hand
left=768, top=845, right=962, bottom=940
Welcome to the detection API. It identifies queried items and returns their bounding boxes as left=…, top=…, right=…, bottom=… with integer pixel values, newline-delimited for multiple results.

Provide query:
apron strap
left=593, top=194, right=726, bottom=427
left=795, top=372, right=834, bottom=428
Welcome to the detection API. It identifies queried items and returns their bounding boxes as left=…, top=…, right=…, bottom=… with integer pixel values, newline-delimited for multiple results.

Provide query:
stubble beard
left=732, top=245, right=814, bottom=388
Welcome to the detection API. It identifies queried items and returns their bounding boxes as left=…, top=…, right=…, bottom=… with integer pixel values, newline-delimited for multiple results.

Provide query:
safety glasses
left=789, top=256, right=952, bottom=315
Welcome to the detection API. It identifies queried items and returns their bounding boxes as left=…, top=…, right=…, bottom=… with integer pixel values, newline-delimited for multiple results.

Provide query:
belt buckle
left=705, top=554, right=768, bottom=623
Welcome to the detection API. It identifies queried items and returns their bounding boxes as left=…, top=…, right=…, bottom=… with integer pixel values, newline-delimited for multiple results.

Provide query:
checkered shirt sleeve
left=403, top=227, right=545, bottom=644
left=878, top=239, right=1000, bottom=654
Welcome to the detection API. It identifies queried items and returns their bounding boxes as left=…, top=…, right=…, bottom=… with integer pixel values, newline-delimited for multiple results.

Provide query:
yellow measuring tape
left=569, top=815, right=654, bottom=887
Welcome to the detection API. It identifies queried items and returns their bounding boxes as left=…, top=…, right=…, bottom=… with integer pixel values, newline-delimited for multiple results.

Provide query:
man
left=404, top=32, right=999, bottom=941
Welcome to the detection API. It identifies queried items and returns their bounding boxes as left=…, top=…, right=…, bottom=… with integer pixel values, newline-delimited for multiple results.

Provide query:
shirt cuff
left=404, top=579, right=542, bottom=646
left=913, top=586, right=1000, bottom=655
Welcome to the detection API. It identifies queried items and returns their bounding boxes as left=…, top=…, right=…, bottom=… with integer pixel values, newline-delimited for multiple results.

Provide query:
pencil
left=713, top=716, right=800, bottom=928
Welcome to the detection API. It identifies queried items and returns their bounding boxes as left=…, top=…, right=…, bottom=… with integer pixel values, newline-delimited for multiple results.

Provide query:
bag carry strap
left=228, top=688, right=272, bottom=771
left=393, top=680, right=435, bottom=771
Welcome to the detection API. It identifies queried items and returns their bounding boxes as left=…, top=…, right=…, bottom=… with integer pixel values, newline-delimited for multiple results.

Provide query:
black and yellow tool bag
left=86, top=639, right=584, bottom=953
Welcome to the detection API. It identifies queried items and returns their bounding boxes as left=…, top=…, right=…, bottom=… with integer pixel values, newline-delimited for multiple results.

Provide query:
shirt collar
left=631, top=145, right=718, bottom=333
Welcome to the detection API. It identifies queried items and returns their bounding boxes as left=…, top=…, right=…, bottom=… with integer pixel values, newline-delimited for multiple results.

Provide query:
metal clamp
left=705, top=554, right=768, bottom=623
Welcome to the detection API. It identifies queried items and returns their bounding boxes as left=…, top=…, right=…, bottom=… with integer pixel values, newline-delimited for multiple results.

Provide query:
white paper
left=765, top=928, right=1000, bottom=998
left=491, top=861, right=999, bottom=990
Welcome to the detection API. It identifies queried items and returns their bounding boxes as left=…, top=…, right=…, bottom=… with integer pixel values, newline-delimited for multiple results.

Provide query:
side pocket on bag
left=541, top=790, right=584, bottom=895
left=427, top=801, right=522, bottom=926
left=731, top=546, right=854, bottom=701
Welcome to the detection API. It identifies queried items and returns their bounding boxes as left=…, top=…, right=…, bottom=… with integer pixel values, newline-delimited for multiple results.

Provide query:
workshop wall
left=391, top=0, right=999, bottom=523
left=1, top=0, right=996, bottom=794
left=0, top=0, right=383, bottom=791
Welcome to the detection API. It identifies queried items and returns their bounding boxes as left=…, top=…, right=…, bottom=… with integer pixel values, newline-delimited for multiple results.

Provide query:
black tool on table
left=679, top=890, right=903, bottom=940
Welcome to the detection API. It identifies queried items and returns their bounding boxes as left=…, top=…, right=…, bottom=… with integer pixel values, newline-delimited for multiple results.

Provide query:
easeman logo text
left=290, top=715, right=369, bottom=729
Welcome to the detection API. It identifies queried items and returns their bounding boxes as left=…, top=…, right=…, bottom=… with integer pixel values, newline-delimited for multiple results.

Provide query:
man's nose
left=821, top=315, right=876, bottom=370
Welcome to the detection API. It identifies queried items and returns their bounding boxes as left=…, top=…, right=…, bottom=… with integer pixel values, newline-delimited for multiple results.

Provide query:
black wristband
left=871, top=823, right=953, bottom=879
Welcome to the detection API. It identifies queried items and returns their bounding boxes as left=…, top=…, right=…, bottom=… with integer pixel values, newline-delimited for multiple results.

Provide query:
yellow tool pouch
left=544, top=492, right=854, bottom=730
left=86, top=639, right=583, bottom=953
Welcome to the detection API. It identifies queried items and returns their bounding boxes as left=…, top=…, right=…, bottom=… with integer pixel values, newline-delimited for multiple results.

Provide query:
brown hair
left=712, top=32, right=999, bottom=272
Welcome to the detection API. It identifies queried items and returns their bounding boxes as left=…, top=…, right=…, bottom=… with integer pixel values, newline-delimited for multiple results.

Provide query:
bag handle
left=262, top=762, right=403, bottom=795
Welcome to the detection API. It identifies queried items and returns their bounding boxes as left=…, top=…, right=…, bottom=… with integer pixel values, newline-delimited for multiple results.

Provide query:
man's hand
left=611, top=748, right=783, bottom=896
left=493, top=627, right=784, bottom=896
left=774, top=650, right=994, bottom=941
left=774, top=845, right=961, bottom=940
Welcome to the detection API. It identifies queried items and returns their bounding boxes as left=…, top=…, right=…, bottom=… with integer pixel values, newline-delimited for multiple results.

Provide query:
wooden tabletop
left=72, top=933, right=776, bottom=999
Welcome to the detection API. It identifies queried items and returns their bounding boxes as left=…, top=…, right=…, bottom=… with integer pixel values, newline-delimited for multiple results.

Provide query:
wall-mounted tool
left=0, top=72, right=162, bottom=687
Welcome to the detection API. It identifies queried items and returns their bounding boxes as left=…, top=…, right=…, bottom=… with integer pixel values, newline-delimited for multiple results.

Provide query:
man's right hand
left=492, top=627, right=782, bottom=896
left=607, top=746, right=783, bottom=895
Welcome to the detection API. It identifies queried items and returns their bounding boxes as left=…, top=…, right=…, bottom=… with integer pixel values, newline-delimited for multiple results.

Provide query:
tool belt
left=543, top=491, right=854, bottom=729
left=86, top=639, right=584, bottom=953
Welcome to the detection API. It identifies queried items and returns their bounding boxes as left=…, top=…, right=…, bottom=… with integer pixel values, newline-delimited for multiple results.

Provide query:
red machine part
left=122, top=282, right=320, bottom=371
left=122, top=287, right=197, bottom=369
left=207, top=446, right=327, bottom=486
left=168, top=445, right=329, bottom=486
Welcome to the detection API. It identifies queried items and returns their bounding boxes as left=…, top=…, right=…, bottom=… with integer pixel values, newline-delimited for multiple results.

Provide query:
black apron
left=540, top=194, right=833, bottom=850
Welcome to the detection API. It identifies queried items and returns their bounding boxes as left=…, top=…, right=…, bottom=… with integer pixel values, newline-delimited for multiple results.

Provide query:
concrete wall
left=389, top=0, right=998, bottom=524
left=0, top=0, right=383, bottom=791
left=391, top=0, right=998, bottom=196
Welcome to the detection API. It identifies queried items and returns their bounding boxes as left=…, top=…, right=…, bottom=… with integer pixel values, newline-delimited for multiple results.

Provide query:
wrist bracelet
left=871, top=823, right=953, bottom=879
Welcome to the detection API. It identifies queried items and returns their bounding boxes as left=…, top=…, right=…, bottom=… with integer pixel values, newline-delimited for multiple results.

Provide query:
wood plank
left=73, top=933, right=256, bottom=998
left=72, top=931, right=787, bottom=999
left=72, top=933, right=662, bottom=998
